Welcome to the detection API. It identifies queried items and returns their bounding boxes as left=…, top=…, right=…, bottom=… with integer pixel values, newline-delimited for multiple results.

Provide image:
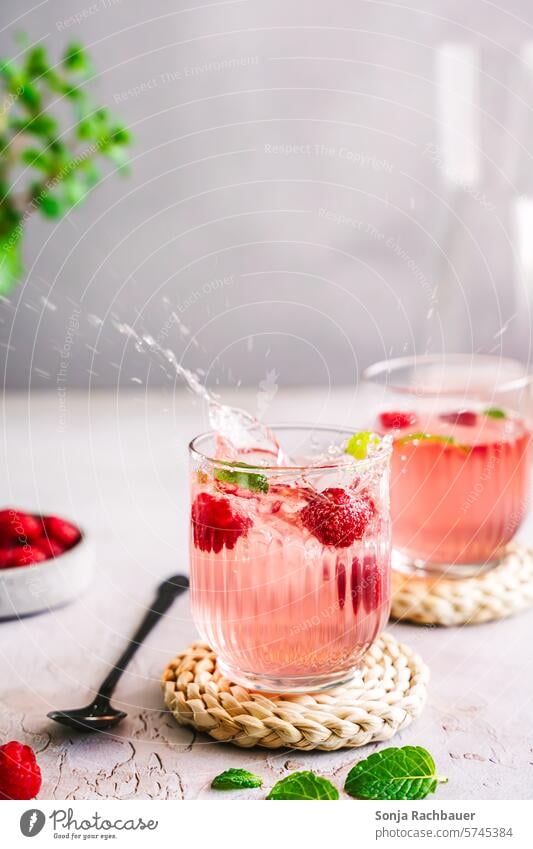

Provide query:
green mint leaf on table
left=484, top=408, right=506, bottom=419
left=344, top=746, right=447, bottom=801
left=211, top=768, right=263, bottom=790
left=215, top=462, right=269, bottom=493
left=345, top=431, right=379, bottom=460
left=267, top=771, right=339, bottom=800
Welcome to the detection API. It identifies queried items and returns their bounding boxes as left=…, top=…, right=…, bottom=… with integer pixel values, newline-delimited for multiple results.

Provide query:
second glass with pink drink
left=364, top=355, right=532, bottom=576
left=189, top=425, right=391, bottom=692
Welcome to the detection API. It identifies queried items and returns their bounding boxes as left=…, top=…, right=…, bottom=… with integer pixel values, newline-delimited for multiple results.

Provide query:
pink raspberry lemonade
left=381, top=409, right=530, bottom=568
left=189, top=426, right=392, bottom=692
left=364, top=355, right=532, bottom=575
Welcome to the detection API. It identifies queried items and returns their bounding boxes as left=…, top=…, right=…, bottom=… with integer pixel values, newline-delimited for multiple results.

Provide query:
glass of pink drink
left=189, top=426, right=392, bottom=692
left=364, top=355, right=533, bottom=577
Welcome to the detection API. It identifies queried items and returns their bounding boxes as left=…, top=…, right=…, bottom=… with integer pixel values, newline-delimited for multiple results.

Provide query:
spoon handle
left=98, top=574, right=189, bottom=700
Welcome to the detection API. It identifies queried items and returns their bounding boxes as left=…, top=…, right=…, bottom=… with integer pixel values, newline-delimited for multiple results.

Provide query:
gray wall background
left=2, top=0, right=533, bottom=390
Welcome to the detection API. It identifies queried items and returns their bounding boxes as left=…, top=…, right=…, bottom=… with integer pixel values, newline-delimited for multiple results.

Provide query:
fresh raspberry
left=42, top=516, right=81, bottom=549
left=0, top=510, right=41, bottom=546
left=440, top=410, right=478, bottom=427
left=1, top=547, right=47, bottom=569
left=378, top=411, right=418, bottom=431
left=36, top=537, right=64, bottom=560
left=191, top=493, right=252, bottom=553
left=0, top=741, right=42, bottom=800
left=300, top=488, right=374, bottom=548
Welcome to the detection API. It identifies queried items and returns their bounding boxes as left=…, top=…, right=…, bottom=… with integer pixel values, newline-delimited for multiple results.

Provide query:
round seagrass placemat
left=391, top=545, right=533, bottom=626
left=161, top=633, right=428, bottom=751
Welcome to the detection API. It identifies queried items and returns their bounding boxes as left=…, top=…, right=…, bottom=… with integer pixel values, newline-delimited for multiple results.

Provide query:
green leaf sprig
left=0, top=37, right=132, bottom=294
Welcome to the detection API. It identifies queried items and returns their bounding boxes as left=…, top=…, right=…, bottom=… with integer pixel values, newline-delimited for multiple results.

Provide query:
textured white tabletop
left=1, top=388, right=533, bottom=800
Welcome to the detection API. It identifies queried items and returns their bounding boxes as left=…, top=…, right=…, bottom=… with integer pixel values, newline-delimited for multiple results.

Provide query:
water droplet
left=40, top=296, right=57, bottom=312
left=112, top=321, right=289, bottom=462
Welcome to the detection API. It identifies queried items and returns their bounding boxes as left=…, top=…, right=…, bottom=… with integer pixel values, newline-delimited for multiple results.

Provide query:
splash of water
left=40, top=295, right=57, bottom=312
left=114, top=322, right=287, bottom=463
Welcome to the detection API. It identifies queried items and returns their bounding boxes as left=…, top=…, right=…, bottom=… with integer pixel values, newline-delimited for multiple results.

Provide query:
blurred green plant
left=0, top=37, right=132, bottom=295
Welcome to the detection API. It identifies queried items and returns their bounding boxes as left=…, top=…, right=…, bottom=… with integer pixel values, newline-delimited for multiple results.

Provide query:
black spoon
left=47, top=574, right=189, bottom=733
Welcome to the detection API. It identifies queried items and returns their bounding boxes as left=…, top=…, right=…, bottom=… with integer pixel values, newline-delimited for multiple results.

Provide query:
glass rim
left=363, top=353, right=533, bottom=395
left=188, top=423, right=392, bottom=474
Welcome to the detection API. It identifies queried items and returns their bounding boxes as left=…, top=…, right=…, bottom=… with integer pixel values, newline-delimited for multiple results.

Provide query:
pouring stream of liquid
left=115, top=322, right=290, bottom=464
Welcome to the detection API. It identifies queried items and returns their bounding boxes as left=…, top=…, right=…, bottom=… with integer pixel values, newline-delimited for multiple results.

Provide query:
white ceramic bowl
left=0, top=533, right=94, bottom=620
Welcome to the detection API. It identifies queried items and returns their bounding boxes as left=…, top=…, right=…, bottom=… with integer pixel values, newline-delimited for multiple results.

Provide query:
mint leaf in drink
left=484, top=407, right=506, bottom=419
left=398, top=432, right=456, bottom=446
left=215, top=462, right=269, bottom=493
left=345, top=431, right=379, bottom=460
left=211, top=768, right=263, bottom=790
left=398, top=432, right=471, bottom=453
left=267, top=771, right=339, bottom=800
left=344, top=746, right=447, bottom=801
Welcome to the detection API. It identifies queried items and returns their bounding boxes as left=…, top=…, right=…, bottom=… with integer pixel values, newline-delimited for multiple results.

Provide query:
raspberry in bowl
left=0, top=508, right=93, bottom=619
left=189, top=426, right=392, bottom=693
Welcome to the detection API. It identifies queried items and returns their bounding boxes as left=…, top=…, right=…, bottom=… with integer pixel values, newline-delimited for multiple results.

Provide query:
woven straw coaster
left=391, top=545, right=533, bottom=626
left=161, top=633, right=428, bottom=751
